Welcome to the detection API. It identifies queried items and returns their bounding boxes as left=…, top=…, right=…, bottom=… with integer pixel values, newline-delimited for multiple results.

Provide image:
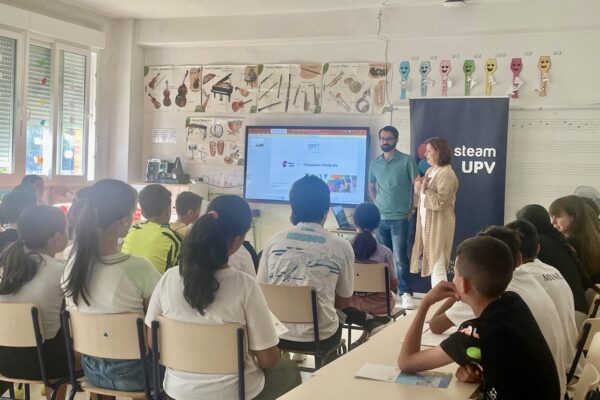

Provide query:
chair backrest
left=353, top=263, right=389, bottom=293
left=0, top=302, right=41, bottom=347
left=155, top=315, right=243, bottom=374
left=589, top=292, right=600, bottom=318
left=587, top=333, right=600, bottom=374
left=574, top=363, right=600, bottom=400
left=582, top=319, right=600, bottom=351
left=259, top=283, right=315, bottom=324
left=68, top=309, right=143, bottom=359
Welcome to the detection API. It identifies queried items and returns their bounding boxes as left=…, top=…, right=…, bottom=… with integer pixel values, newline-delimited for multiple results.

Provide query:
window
left=26, top=44, right=52, bottom=175
left=0, top=35, right=16, bottom=174
left=58, top=50, right=87, bottom=176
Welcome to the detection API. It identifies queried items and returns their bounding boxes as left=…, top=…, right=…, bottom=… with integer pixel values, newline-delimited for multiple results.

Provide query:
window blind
left=0, top=36, right=16, bottom=174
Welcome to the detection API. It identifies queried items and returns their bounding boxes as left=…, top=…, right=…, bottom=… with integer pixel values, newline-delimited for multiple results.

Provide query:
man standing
left=368, top=126, right=419, bottom=309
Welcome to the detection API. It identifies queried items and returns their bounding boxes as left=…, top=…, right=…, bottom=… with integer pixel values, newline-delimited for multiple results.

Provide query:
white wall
left=139, top=0, right=600, bottom=250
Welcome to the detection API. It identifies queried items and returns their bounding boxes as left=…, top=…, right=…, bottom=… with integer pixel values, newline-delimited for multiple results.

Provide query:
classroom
left=1, top=0, right=600, bottom=399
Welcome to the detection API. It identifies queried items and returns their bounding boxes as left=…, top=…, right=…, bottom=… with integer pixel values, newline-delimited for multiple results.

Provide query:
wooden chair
left=568, top=318, right=600, bottom=383
left=61, top=310, right=151, bottom=400
left=588, top=292, right=600, bottom=319
left=573, top=363, right=600, bottom=400
left=344, top=263, right=406, bottom=346
left=259, top=283, right=347, bottom=372
left=150, top=316, right=246, bottom=400
left=0, top=303, right=70, bottom=400
left=586, top=333, right=600, bottom=376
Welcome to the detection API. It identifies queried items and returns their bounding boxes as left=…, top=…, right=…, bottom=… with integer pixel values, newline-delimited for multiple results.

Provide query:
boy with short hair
left=0, top=190, right=37, bottom=252
left=122, top=184, right=182, bottom=274
left=397, top=236, right=560, bottom=400
left=170, top=191, right=203, bottom=237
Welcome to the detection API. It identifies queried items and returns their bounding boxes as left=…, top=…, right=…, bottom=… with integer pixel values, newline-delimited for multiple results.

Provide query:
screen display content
left=244, top=126, right=369, bottom=205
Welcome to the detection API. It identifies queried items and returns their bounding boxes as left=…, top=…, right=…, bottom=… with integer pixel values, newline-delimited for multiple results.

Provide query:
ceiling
left=56, top=0, right=499, bottom=19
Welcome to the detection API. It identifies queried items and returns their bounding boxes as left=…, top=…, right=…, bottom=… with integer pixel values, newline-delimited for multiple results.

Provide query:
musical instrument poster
left=144, top=65, right=203, bottom=112
left=200, top=65, right=258, bottom=114
left=185, top=116, right=245, bottom=166
left=321, top=63, right=389, bottom=115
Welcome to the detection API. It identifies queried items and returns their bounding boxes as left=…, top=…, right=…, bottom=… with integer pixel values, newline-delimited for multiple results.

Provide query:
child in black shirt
left=397, top=236, right=560, bottom=400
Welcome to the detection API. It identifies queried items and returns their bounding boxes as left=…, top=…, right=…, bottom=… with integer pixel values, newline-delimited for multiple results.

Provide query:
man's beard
left=381, top=144, right=395, bottom=152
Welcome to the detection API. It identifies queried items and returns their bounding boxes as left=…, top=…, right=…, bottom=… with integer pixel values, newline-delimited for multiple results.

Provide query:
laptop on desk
left=332, top=205, right=356, bottom=231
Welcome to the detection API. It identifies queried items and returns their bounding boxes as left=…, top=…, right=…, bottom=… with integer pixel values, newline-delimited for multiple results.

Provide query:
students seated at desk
left=170, top=191, right=202, bottom=237
left=429, top=226, right=567, bottom=397
left=337, top=202, right=397, bottom=337
left=257, top=175, right=354, bottom=354
left=62, top=179, right=160, bottom=392
left=0, top=189, right=37, bottom=253
left=206, top=196, right=256, bottom=277
left=145, top=205, right=301, bottom=400
left=397, top=236, right=561, bottom=400
left=122, top=184, right=183, bottom=274
left=0, top=206, right=70, bottom=399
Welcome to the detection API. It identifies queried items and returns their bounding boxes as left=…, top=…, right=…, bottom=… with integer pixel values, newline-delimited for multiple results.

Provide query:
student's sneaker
left=400, top=293, right=416, bottom=310
left=292, top=353, right=307, bottom=362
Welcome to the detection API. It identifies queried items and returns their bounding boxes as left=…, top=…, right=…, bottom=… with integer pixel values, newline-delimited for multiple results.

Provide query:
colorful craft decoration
left=439, top=60, right=451, bottom=96
left=484, top=59, right=497, bottom=96
left=399, top=61, right=410, bottom=100
left=535, top=56, right=551, bottom=97
left=509, top=58, right=523, bottom=98
left=420, top=61, right=432, bottom=97
left=463, top=60, right=475, bottom=96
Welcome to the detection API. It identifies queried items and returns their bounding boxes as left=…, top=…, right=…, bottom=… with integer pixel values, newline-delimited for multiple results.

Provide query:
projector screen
left=244, top=126, right=369, bottom=205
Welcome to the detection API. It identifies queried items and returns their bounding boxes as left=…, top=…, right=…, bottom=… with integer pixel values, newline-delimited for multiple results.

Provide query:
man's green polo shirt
left=368, top=150, right=418, bottom=220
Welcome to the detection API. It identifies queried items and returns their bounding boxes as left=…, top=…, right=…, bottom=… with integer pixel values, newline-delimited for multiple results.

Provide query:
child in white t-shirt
left=62, top=179, right=160, bottom=392
left=145, top=195, right=301, bottom=400
left=0, top=205, right=69, bottom=398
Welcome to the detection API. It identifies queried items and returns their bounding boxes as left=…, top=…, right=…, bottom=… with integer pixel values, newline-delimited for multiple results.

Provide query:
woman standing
left=410, top=137, right=459, bottom=288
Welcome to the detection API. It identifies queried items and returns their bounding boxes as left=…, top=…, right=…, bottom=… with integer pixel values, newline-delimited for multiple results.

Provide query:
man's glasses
left=379, top=137, right=397, bottom=143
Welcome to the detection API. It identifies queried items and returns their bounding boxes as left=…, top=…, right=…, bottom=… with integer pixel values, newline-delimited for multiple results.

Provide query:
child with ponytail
left=337, top=202, right=398, bottom=338
left=145, top=195, right=301, bottom=400
left=0, top=205, right=69, bottom=396
left=62, top=179, right=160, bottom=392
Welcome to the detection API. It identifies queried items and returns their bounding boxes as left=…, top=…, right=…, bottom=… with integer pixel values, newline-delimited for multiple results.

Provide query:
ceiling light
left=443, top=0, right=467, bottom=7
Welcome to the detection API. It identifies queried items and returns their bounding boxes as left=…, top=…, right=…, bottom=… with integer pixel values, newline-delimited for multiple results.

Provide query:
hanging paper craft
left=322, top=63, right=388, bottom=114
left=463, top=60, right=476, bottom=96
left=439, top=60, right=452, bottom=96
left=201, top=65, right=258, bottom=114
left=535, top=56, right=551, bottom=97
left=508, top=58, right=524, bottom=98
left=185, top=117, right=245, bottom=166
left=484, top=59, right=497, bottom=96
left=419, top=61, right=433, bottom=97
left=399, top=61, right=410, bottom=100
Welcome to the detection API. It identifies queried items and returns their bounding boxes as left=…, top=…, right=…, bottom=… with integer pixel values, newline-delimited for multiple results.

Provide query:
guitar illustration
left=148, top=73, right=160, bottom=90
left=463, top=60, right=475, bottom=96
left=232, top=99, right=252, bottom=112
left=509, top=58, right=523, bottom=99
left=162, top=80, right=171, bottom=107
left=439, top=60, right=451, bottom=96
left=148, top=93, right=160, bottom=110
left=484, top=59, right=497, bottom=96
left=399, top=61, right=410, bottom=100
left=175, top=70, right=189, bottom=108
left=536, top=56, right=551, bottom=97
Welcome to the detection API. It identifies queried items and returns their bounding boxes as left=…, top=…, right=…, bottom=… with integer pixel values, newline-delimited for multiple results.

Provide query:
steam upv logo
left=282, top=160, right=295, bottom=168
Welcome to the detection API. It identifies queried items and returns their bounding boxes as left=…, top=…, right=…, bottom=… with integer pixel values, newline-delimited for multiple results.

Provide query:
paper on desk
left=356, top=363, right=452, bottom=388
left=270, top=311, right=289, bottom=337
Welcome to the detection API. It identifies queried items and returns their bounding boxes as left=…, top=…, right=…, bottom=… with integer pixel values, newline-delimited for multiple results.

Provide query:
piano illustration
left=211, top=73, right=233, bottom=102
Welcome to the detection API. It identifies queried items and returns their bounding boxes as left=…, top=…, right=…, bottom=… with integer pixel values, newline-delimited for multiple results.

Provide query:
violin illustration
left=232, top=99, right=252, bottom=112
left=148, top=93, right=160, bottom=110
left=148, top=73, right=160, bottom=89
left=162, top=80, right=171, bottom=107
left=175, top=70, right=189, bottom=108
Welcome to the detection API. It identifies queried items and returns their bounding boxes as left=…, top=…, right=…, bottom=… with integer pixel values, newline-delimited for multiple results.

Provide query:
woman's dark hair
left=21, top=174, right=43, bottom=186
left=67, top=187, right=92, bottom=237
left=517, top=204, right=597, bottom=290
left=181, top=195, right=252, bottom=314
left=549, top=196, right=600, bottom=277
left=0, top=206, right=66, bottom=295
left=352, top=203, right=381, bottom=261
left=63, top=179, right=137, bottom=306
left=425, top=137, right=452, bottom=166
